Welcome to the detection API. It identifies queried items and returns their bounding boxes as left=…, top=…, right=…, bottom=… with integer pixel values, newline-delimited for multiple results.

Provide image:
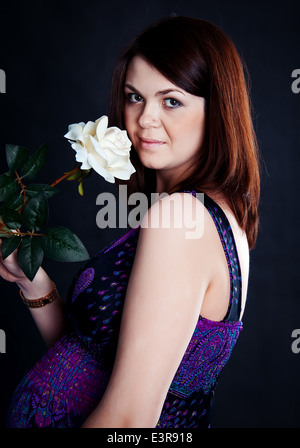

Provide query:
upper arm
left=86, top=193, right=213, bottom=427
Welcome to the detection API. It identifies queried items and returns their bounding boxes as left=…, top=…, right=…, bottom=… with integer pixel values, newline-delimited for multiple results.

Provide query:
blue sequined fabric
left=7, top=191, right=243, bottom=428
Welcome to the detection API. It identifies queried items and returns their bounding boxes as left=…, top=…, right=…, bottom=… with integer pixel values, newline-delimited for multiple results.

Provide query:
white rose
left=64, top=116, right=135, bottom=183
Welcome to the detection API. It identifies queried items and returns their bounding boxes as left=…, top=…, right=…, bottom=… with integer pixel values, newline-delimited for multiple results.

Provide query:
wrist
left=20, top=282, right=58, bottom=308
left=16, top=268, right=53, bottom=301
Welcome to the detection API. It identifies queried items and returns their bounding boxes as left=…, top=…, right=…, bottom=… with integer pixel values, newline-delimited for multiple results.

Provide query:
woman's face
left=124, top=56, right=205, bottom=184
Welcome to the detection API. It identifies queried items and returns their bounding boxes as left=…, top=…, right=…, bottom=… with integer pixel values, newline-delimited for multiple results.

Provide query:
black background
left=0, top=0, right=299, bottom=428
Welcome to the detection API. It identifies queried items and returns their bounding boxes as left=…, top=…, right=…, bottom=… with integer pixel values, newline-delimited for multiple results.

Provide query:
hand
left=0, top=239, right=28, bottom=283
left=0, top=240, right=65, bottom=347
left=0, top=238, right=55, bottom=303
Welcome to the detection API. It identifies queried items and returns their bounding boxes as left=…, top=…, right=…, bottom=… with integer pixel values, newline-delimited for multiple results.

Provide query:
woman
left=2, top=16, right=260, bottom=428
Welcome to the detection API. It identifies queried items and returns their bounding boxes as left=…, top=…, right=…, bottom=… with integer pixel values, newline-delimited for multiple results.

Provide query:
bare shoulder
left=140, top=191, right=214, bottom=241
left=131, top=192, right=222, bottom=295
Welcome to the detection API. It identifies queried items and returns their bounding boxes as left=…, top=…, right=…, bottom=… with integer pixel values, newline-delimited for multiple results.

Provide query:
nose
left=138, top=103, right=161, bottom=128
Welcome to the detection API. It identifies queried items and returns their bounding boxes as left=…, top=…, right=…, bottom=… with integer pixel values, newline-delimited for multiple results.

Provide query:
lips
left=139, top=137, right=165, bottom=149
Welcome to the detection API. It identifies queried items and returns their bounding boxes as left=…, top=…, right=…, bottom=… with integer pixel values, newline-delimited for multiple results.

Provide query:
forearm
left=16, top=267, right=67, bottom=347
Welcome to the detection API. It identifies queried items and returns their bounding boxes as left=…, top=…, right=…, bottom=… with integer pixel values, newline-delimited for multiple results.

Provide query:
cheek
left=184, top=113, right=205, bottom=146
left=170, top=113, right=205, bottom=157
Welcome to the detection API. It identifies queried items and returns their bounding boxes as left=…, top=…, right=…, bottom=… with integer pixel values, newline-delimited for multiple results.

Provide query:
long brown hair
left=109, top=16, right=260, bottom=249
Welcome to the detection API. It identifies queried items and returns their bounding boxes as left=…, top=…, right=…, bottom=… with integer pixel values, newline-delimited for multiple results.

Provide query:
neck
left=155, top=168, right=188, bottom=195
left=155, top=173, right=170, bottom=194
left=155, top=172, right=230, bottom=212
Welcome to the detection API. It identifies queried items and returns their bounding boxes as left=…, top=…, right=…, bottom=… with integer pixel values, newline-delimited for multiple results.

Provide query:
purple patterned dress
left=6, top=191, right=243, bottom=428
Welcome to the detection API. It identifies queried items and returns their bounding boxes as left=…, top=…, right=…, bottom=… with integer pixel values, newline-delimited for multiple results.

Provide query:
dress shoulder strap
left=172, top=189, right=242, bottom=322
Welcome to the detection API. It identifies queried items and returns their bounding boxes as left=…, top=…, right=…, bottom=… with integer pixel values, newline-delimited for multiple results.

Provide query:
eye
left=126, top=93, right=144, bottom=103
left=164, top=98, right=182, bottom=108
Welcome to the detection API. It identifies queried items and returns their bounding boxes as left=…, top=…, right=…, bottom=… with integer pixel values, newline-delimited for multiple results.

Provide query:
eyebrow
left=124, top=83, right=186, bottom=97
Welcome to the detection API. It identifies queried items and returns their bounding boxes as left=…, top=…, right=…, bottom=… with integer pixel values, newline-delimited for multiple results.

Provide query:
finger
left=0, top=239, right=26, bottom=282
left=0, top=239, right=17, bottom=264
left=0, top=262, right=22, bottom=283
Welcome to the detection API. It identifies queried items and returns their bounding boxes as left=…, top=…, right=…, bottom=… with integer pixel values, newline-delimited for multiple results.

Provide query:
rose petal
left=64, top=123, right=85, bottom=141
left=83, top=121, right=97, bottom=137
left=105, top=127, right=131, bottom=140
left=110, top=162, right=136, bottom=179
left=70, top=142, right=84, bottom=153
left=87, top=153, right=115, bottom=183
left=104, top=128, right=131, bottom=148
left=84, top=136, right=113, bottom=180
left=74, top=148, right=92, bottom=170
left=96, top=116, right=108, bottom=142
left=86, top=136, right=108, bottom=162
left=104, top=150, right=129, bottom=167
left=102, top=141, right=131, bottom=154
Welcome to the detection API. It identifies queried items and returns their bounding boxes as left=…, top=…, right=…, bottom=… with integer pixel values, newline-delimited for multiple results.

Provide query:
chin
left=137, top=154, right=160, bottom=170
left=140, top=160, right=164, bottom=170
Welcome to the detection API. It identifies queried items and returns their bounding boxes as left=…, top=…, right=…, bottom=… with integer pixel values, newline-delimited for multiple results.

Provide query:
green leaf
left=78, top=181, right=84, bottom=196
left=80, top=169, right=92, bottom=181
left=20, top=143, right=48, bottom=181
left=0, top=192, right=23, bottom=213
left=66, top=169, right=82, bottom=181
left=0, top=221, right=14, bottom=237
left=41, top=226, right=89, bottom=262
left=2, top=209, right=22, bottom=229
left=0, top=172, right=18, bottom=202
left=26, top=183, right=59, bottom=199
left=5, top=144, right=29, bottom=171
left=0, top=235, right=20, bottom=259
left=21, top=192, right=48, bottom=231
left=17, top=237, right=44, bottom=281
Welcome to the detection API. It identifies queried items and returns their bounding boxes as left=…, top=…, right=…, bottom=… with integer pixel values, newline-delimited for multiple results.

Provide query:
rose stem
left=50, top=165, right=81, bottom=187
